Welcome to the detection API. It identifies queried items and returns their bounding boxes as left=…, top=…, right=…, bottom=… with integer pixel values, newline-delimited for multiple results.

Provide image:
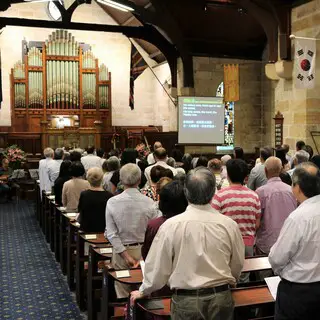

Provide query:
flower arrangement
left=5, top=145, right=26, bottom=170
left=135, top=143, right=150, bottom=160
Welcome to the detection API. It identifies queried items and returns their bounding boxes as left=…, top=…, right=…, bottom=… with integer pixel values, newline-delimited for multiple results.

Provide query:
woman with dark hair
left=196, top=156, right=209, bottom=168
left=141, top=165, right=173, bottom=201
left=54, top=160, right=71, bottom=206
left=311, top=155, right=320, bottom=170
left=110, top=148, right=146, bottom=193
left=276, top=147, right=291, bottom=171
left=62, top=161, right=90, bottom=212
left=141, top=181, right=188, bottom=260
left=182, top=153, right=193, bottom=173
left=234, top=147, right=244, bottom=160
left=171, top=148, right=184, bottom=168
left=303, top=145, right=314, bottom=159
left=96, top=148, right=104, bottom=158
left=276, top=147, right=292, bottom=186
left=70, top=151, right=82, bottom=162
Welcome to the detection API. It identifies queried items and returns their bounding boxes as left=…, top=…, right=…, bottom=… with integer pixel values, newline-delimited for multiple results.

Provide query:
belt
left=174, top=284, right=229, bottom=296
left=124, top=242, right=143, bottom=247
left=282, top=278, right=320, bottom=286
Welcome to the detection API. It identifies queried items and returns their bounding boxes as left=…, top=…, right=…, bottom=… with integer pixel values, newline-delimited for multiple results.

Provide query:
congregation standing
left=35, top=140, right=320, bottom=320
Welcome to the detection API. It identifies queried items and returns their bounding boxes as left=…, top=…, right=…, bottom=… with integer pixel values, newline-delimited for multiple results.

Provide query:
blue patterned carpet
left=0, top=200, right=83, bottom=319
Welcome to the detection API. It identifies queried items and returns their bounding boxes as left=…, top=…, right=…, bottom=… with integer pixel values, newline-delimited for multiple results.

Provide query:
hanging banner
left=295, top=38, right=316, bottom=89
left=224, top=64, right=239, bottom=102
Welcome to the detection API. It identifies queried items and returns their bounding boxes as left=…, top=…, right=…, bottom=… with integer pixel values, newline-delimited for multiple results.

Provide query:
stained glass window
left=216, top=82, right=235, bottom=152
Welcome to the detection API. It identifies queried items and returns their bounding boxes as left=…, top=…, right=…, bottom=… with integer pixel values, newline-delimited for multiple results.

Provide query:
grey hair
left=221, top=155, right=231, bottom=165
left=120, top=163, right=141, bottom=187
left=43, top=147, right=54, bottom=158
left=107, top=156, right=120, bottom=172
left=185, top=167, right=216, bottom=205
left=294, top=150, right=310, bottom=164
left=87, top=167, right=104, bottom=187
left=54, top=148, right=64, bottom=160
left=167, top=157, right=176, bottom=168
left=292, top=163, right=320, bottom=198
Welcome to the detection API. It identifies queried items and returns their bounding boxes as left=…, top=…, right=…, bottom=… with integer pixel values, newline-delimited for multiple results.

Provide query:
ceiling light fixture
left=97, top=0, right=134, bottom=12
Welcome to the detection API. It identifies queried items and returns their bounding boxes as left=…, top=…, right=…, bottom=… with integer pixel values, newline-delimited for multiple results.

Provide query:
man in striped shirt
left=211, top=159, right=261, bottom=282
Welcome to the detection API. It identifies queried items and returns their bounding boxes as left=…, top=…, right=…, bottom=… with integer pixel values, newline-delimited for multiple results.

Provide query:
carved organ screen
left=10, top=30, right=112, bottom=132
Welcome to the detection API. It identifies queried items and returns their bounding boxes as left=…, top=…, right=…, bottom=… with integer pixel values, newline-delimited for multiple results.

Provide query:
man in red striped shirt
left=211, top=159, right=261, bottom=282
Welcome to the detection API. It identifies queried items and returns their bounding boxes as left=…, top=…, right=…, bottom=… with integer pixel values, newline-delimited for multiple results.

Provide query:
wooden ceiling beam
left=147, top=0, right=194, bottom=88
left=149, top=50, right=161, bottom=59
left=234, top=0, right=279, bottom=62
left=122, top=16, right=136, bottom=26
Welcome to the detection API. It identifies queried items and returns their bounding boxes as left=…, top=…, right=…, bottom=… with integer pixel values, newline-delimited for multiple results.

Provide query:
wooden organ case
left=10, top=30, right=112, bottom=149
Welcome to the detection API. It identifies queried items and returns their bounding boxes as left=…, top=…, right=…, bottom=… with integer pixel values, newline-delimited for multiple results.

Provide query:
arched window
left=216, top=82, right=235, bottom=151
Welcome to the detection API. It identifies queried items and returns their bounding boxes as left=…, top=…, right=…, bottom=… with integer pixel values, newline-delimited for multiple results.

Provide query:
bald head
left=154, top=141, right=162, bottom=151
left=299, top=162, right=319, bottom=176
left=154, top=147, right=167, bottom=161
left=265, top=157, right=282, bottom=178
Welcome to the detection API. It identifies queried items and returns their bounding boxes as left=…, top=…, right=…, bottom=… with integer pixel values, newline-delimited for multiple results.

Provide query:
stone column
left=272, top=0, right=320, bottom=152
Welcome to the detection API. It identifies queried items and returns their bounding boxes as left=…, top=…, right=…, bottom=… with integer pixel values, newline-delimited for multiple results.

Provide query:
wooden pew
left=48, top=196, right=56, bottom=252
left=67, top=220, right=80, bottom=290
left=53, top=206, right=65, bottom=262
left=35, top=180, right=41, bottom=221
left=133, top=286, right=274, bottom=319
left=100, top=268, right=142, bottom=320
left=76, top=232, right=108, bottom=311
left=93, top=255, right=274, bottom=320
left=242, top=257, right=271, bottom=273
left=59, top=211, right=77, bottom=275
left=87, top=245, right=113, bottom=320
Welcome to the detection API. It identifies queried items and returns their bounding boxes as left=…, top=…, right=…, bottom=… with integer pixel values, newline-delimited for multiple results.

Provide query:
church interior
left=1, top=0, right=320, bottom=319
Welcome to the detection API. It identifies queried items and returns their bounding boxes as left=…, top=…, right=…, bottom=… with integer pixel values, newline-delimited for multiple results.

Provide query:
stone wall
left=0, top=1, right=174, bottom=131
left=270, top=0, right=320, bottom=152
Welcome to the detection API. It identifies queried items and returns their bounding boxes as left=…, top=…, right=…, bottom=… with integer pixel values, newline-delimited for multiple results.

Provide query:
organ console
left=10, top=29, right=112, bottom=148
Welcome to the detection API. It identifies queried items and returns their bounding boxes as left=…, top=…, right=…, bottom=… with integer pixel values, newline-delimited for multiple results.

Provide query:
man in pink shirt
left=255, top=157, right=297, bottom=255
left=211, top=159, right=261, bottom=282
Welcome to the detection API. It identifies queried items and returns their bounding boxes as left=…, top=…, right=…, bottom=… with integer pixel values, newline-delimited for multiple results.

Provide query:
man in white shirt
left=131, top=167, right=244, bottom=320
left=105, top=163, right=158, bottom=298
left=147, top=141, right=162, bottom=165
left=80, top=146, right=102, bottom=172
left=39, top=147, right=54, bottom=197
left=144, top=148, right=177, bottom=185
left=269, top=162, right=320, bottom=320
left=47, top=148, right=64, bottom=186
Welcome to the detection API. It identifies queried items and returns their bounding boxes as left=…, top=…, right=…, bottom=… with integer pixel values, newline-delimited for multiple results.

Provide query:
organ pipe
left=11, top=30, right=111, bottom=111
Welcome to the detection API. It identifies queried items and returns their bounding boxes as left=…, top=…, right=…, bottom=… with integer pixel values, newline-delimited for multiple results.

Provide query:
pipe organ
left=10, top=30, right=112, bottom=134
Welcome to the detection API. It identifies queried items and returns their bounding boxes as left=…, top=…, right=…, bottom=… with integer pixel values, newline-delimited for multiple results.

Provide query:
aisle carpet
left=0, top=200, right=83, bottom=319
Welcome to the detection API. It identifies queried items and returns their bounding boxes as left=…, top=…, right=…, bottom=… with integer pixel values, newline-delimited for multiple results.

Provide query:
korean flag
left=295, top=38, right=316, bottom=89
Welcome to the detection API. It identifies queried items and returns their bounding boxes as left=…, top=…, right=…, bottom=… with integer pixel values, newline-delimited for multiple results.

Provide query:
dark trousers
left=275, top=279, right=320, bottom=320
left=171, top=289, right=234, bottom=320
